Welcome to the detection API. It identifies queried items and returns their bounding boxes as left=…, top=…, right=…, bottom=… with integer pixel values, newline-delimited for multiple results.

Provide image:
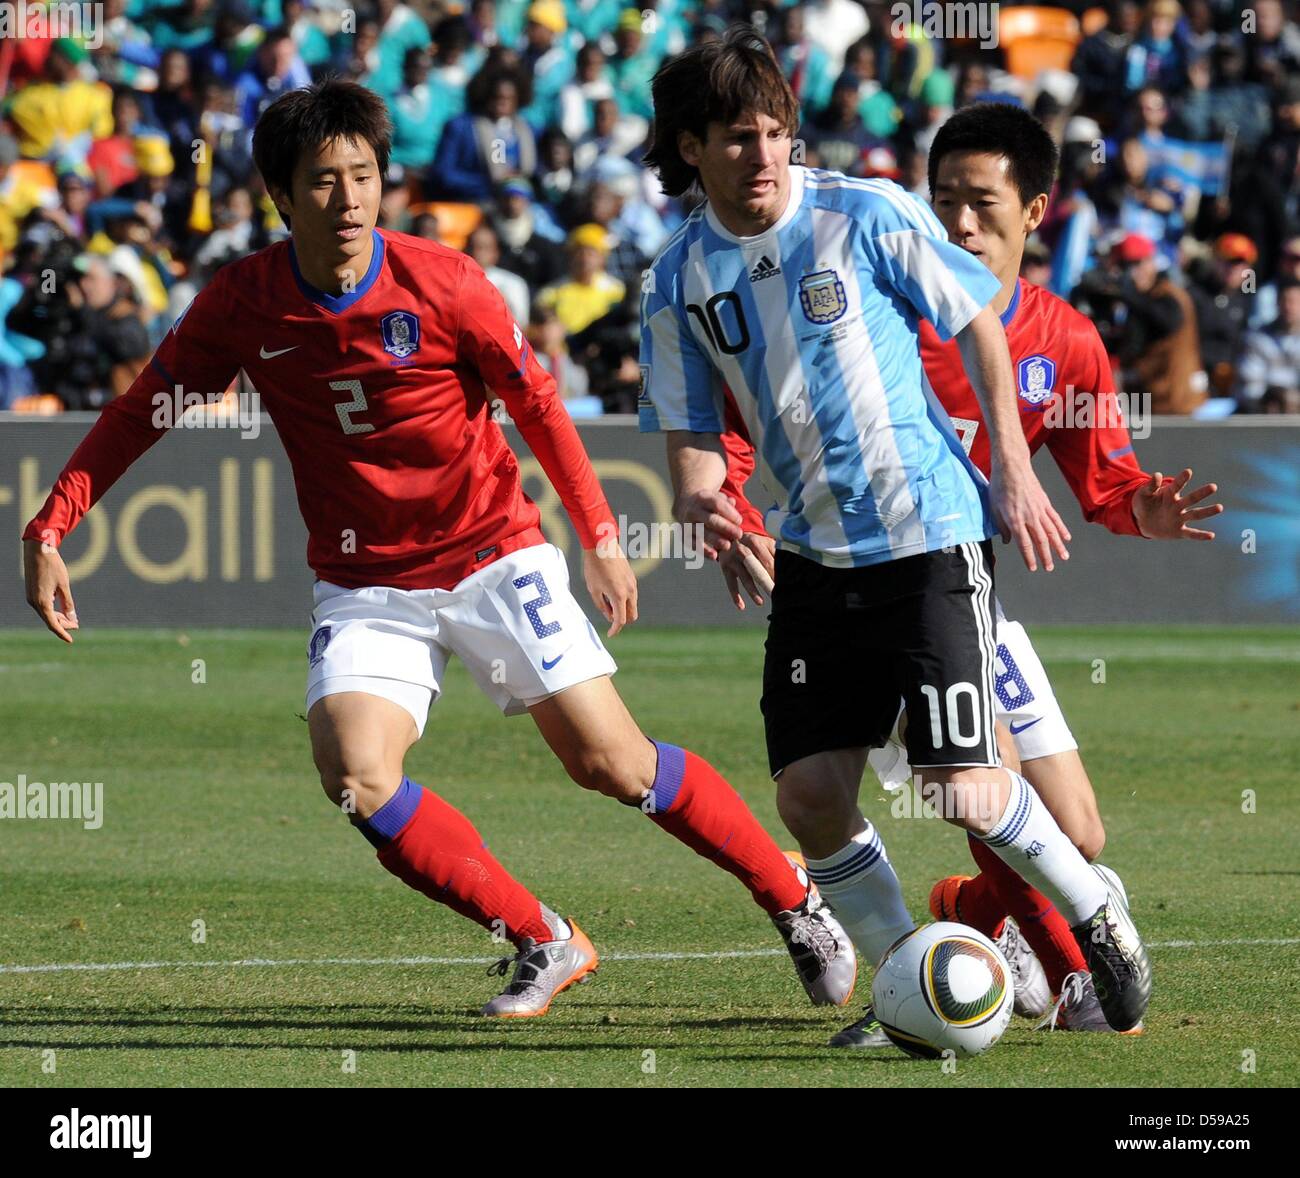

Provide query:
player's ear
left=1023, top=192, right=1049, bottom=236
left=268, top=184, right=293, bottom=223
left=677, top=129, right=702, bottom=168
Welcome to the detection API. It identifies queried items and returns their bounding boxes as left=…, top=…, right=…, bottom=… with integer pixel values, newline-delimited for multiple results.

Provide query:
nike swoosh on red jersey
left=259, top=345, right=299, bottom=359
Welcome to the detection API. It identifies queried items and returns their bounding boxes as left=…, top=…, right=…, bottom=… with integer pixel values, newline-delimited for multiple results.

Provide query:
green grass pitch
left=0, top=625, right=1296, bottom=1088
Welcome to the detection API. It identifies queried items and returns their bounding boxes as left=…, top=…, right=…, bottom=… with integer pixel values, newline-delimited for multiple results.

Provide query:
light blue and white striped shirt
left=638, top=165, right=1001, bottom=567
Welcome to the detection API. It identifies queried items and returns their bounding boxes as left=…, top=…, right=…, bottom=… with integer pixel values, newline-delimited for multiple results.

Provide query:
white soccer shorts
left=304, top=543, right=617, bottom=736
left=868, top=600, right=1078, bottom=790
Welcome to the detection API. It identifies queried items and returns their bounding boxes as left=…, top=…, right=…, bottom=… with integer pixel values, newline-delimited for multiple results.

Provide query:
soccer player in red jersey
left=709, top=103, right=1222, bottom=1036
left=21, top=80, right=858, bottom=1018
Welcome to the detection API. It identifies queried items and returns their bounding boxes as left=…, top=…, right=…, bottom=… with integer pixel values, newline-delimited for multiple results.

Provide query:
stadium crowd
left=1, top=0, right=1298, bottom=415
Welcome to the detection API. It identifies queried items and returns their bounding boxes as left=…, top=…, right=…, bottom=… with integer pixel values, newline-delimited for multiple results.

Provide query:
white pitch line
left=1, top=938, right=1297, bottom=977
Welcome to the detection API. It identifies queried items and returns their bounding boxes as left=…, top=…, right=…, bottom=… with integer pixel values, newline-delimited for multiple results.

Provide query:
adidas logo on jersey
left=749, top=255, right=782, bottom=282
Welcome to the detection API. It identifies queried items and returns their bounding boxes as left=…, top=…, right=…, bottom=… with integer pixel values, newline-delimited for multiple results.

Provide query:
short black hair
left=644, top=23, right=800, bottom=198
left=927, top=102, right=1059, bottom=207
left=251, top=78, right=392, bottom=229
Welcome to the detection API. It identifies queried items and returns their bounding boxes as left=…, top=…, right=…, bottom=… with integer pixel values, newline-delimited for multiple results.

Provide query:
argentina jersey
left=638, top=165, right=1001, bottom=567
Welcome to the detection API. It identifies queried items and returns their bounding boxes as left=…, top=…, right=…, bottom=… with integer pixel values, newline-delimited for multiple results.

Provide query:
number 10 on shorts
left=919, top=682, right=983, bottom=750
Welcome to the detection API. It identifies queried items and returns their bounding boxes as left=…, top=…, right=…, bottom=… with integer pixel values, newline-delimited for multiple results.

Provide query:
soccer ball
left=871, top=922, right=1014, bottom=1058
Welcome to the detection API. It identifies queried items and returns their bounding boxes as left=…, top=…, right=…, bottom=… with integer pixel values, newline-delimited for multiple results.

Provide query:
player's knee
left=317, top=765, right=399, bottom=818
left=1076, top=820, right=1106, bottom=862
left=564, top=750, right=645, bottom=804
left=776, top=780, right=847, bottom=846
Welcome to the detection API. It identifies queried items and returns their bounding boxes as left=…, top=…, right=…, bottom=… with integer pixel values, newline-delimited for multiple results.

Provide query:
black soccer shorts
left=761, top=539, right=1001, bottom=778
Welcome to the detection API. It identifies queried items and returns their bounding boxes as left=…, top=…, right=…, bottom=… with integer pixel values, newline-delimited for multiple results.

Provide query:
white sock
left=979, top=770, right=1106, bottom=925
left=805, top=823, right=914, bottom=966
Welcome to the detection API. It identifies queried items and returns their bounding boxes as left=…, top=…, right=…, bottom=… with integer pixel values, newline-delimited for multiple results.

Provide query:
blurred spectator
left=493, top=179, right=568, bottom=292
left=10, top=254, right=150, bottom=410
left=186, top=2, right=265, bottom=88
left=1237, top=279, right=1300, bottom=413
left=573, top=97, right=648, bottom=179
left=839, top=37, right=902, bottom=140
left=608, top=9, right=660, bottom=122
left=1042, top=132, right=1104, bottom=298
left=772, top=6, right=835, bottom=119
left=528, top=305, right=590, bottom=400
left=391, top=46, right=461, bottom=171
left=1073, top=0, right=1142, bottom=132
left=587, top=155, right=669, bottom=257
left=536, top=223, right=625, bottom=335
left=369, top=0, right=435, bottom=99
left=559, top=43, right=614, bottom=142
left=467, top=221, right=532, bottom=326
left=583, top=179, right=649, bottom=288
left=282, top=0, right=336, bottom=75
left=521, top=1, right=577, bottom=131
left=803, top=76, right=881, bottom=177
left=1126, top=0, right=1188, bottom=96
left=233, top=27, right=312, bottom=131
left=1263, top=74, right=1300, bottom=224
left=379, top=165, right=413, bottom=233
left=1243, top=0, right=1300, bottom=89
left=537, top=127, right=578, bottom=209
left=190, top=186, right=260, bottom=282
left=5, top=38, right=113, bottom=160
left=1251, top=234, right=1300, bottom=328
left=0, top=133, right=55, bottom=252
left=1071, top=232, right=1204, bottom=414
left=430, top=68, right=537, bottom=201
left=1189, top=232, right=1257, bottom=397
left=411, top=210, right=442, bottom=240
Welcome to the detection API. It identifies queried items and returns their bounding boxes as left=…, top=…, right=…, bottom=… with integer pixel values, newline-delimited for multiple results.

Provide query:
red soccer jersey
left=722, top=277, right=1150, bottom=538
left=25, top=229, right=616, bottom=590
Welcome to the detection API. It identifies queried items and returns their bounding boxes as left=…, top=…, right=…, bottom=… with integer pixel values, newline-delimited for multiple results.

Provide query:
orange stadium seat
left=407, top=202, right=483, bottom=250
left=11, top=394, right=64, bottom=414
left=999, top=7, right=1083, bottom=79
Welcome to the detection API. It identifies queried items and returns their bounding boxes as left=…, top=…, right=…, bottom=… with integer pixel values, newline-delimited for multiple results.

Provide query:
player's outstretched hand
left=675, top=489, right=744, bottom=561
left=584, top=539, right=638, bottom=637
left=719, top=532, right=776, bottom=611
left=1133, top=469, right=1223, bottom=540
left=990, top=459, right=1071, bottom=572
left=24, top=537, right=79, bottom=643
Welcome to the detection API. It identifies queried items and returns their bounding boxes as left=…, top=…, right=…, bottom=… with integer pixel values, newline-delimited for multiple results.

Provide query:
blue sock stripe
left=807, top=838, right=883, bottom=885
left=983, top=776, right=1031, bottom=848
left=647, top=741, right=686, bottom=814
left=357, top=776, right=422, bottom=847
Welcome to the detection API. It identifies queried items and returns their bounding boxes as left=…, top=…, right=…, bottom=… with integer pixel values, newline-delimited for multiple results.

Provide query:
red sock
left=646, top=742, right=805, bottom=915
left=967, top=834, right=1088, bottom=993
left=369, top=779, right=553, bottom=947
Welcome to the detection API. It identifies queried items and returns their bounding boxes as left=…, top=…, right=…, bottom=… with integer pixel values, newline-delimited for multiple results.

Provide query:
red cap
left=1113, top=233, right=1156, bottom=263
left=1214, top=232, right=1257, bottom=264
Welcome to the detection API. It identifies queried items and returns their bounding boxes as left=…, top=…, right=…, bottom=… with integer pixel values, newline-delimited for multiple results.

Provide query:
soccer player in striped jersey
left=716, top=101, right=1221, bottom=1034
left=637, top=28, right=1151, bottom=1047
left=22, top=79, right=859, bottom=1020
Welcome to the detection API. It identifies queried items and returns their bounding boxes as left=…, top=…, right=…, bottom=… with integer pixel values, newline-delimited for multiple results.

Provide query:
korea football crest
left=799, top=269, right=848, bottom=325
left=380, top=310, right=420, bottom=360
left=1016, top=354, right=1056, bottom=409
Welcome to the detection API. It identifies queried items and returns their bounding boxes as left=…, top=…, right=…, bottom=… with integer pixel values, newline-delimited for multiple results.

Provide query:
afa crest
left=381, top=310, right=420, bottom=359
left=798, top=269, right=847, bottom=325
left=1016, top=354, right=1056, bottom=408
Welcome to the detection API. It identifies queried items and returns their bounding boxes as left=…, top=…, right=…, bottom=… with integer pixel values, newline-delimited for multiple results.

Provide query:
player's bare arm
left=955, top=304, right=1071, bottom=571
left=23, top=537, right=79, bottom=644
left=664, top=430, right=744, bottom=561
left=1133, top=468, right=1224, bottom=540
